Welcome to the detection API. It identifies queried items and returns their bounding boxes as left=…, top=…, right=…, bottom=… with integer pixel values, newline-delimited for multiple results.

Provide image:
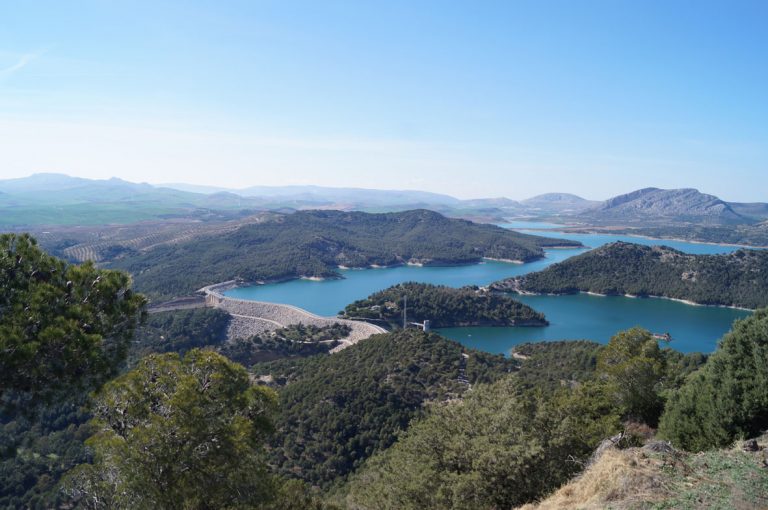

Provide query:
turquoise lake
left=225, top=224, right=753, bottom=354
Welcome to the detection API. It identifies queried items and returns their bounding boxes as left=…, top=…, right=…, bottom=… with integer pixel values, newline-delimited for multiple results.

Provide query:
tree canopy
left=110, top=209, right=580, bottom=300
left=659, top=308, right=768, bottom=451
left=492, top=241, right=768, bottom=309
left=341, top=282, right=547, bottom=328
left=344, top=376, right=621, bottom=510
left=597, top=327, right=667, bottom=425
left=64, top=349, right=279, bottom=509
left=0, top=233, right=146, bottom=407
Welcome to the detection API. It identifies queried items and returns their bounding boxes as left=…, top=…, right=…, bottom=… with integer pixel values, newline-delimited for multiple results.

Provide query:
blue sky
left=1, top=1, right=766, bottom=200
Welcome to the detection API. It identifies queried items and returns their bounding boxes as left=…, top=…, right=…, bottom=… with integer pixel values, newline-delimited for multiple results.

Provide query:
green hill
left=341, top=282, right=548, bottom=328
left=111, top=209, right=582, bottom=300
left=491, top=241, right=768, bottom=309
left=252, top=330, right=513, bottom=487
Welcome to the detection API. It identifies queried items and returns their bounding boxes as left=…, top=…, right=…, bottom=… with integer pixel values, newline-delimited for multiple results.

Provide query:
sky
left=0, top=1, right=766, bottom=201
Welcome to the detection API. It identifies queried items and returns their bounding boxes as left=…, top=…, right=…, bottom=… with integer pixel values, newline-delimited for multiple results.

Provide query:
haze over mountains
left=1, top=173, right=767, bottom=229
left=519, top=193, right=600, bottom=215
left=163, top=182, right=463, bottom=207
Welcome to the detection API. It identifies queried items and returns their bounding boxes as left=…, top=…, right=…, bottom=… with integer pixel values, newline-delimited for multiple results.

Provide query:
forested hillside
left=0, top=395, right=93, bottom=509
left=343, top=374, right=621, bottom=509
left=253, top=330, right=514, bottom=487
left=4, top=235, right=767, bottom=509
left=342, top=282, right=547, bottom=327
left=130, top=308, right=231, bottom=362
left=338, top=327, right=716, bottom=510
left=218, top=323, right=351, bottom=365
left=513, top=340, right=602, bottom=389
left=492, top=241, right=768, bottom=309
left=110, top=209, right=581, bottom=300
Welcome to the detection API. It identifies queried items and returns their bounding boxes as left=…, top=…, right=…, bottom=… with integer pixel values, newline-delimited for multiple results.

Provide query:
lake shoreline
left=215, top=256, right=551, bottom=294
left=513, top=225, right=768, bottom=250
left=510, top=289, right=755, bottom=312
left=208, top=227, right=750, bottom=355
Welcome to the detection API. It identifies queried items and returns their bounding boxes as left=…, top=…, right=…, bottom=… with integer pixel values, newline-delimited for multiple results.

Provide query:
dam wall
left=201, top=284, right=386, bottom=351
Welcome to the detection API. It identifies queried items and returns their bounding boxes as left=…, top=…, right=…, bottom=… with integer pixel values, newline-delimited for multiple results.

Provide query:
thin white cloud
left=0, top=51, right=41, bottom=80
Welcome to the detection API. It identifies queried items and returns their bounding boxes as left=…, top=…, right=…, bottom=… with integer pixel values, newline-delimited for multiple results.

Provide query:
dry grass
left=518, top=448, right=675, bottom=510
left=518, top=434, right=768, bottom=510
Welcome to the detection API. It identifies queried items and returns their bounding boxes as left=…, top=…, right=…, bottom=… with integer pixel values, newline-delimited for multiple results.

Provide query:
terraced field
left=33, top=213, right=277, bottom=263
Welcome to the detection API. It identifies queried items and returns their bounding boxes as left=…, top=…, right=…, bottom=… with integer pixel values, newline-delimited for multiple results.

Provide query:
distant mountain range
left=163, top=182, right=462, bottom=207
left=1, top=173, right=766, bottom=229
left=160, top=183, right=767, bottom=224
left=0, top=173, right=591, bottom=227
left=0, top=173, right=271, bottom=227
left=162, top=183, right=598, bottom=215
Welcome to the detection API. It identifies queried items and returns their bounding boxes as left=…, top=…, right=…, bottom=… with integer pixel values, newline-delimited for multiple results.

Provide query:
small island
left=490, top=241, right=768, bottom=310
left=340, top=282, right=548, bottom=328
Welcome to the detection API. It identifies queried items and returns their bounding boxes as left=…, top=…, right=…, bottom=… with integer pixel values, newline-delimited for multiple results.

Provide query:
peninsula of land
left=110, top=209, right=582, bottom=300
left=491, top=241, right=768, bottom=309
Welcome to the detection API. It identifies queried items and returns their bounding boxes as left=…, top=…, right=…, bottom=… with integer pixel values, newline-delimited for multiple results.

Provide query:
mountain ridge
left=583, top=187, right=748, bottom=224
left=2, top=174, right=766, bottom=230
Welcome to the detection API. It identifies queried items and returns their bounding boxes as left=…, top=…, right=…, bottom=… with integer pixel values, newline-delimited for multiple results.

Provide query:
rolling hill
left=491, top=241, right=768, bottom=309
left=521, top=193, right=599, bottom=215
left=341, top=282, right=548, bottom=328
left=0, top=173, right=267, bottom=227
left=109, top=209, right=583, bottom=300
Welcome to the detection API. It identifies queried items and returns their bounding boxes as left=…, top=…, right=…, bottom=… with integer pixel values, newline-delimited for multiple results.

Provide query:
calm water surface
left=499, top=224, right=743, bottom=255
left=225, top=223, right=752, bottom=354
left=438, top=294, right=749, bottom=355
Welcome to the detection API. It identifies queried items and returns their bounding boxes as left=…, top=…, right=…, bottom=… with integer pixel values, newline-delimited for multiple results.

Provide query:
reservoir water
left=225, top=224, right=753, bottom=354
left=497, top=223, right=746, bottom=255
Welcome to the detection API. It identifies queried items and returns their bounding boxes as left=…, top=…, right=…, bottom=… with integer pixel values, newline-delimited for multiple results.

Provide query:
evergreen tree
left=659, top=309, right=768, bottom=451
left=345, top=376, right=620, bottom=510
left=63, top=350, right=279, bottom=509
left=0, top=233, right=146, bottom=407
left=597, top=327, right=666, bottom=425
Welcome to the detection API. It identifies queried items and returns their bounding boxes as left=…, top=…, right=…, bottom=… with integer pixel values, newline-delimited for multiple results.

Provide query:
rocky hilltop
left=582, top=187, right=746, bottom=224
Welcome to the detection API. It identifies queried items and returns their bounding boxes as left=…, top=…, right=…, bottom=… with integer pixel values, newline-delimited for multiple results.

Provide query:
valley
left=2, top=197, right=764, bottom=510
left=4, top=5, right=767, bottom=508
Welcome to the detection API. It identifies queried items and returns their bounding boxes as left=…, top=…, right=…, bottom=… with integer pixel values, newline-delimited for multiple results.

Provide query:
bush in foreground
left=659, top=309, right=768, bottom=451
